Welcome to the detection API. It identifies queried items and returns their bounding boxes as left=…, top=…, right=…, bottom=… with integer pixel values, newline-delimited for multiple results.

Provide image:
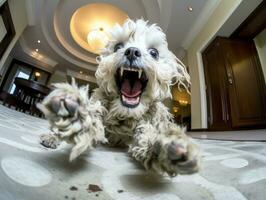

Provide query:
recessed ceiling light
left=35, top=49, right=39, bottom=52
left=187, top=6, right=193, bottom=12
left=37, top=40, right=41, bottom=43
left=79, top=71, right=83, bottom=74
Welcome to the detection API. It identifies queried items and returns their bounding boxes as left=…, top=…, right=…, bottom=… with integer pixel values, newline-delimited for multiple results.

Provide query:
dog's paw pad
left=167, top=142, right=188, bottom=163
left=48, top=96, right=79, bottom=117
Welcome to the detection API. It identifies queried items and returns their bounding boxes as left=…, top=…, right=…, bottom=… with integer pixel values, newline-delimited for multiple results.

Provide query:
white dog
left=38, top=19, right=201, bottom=177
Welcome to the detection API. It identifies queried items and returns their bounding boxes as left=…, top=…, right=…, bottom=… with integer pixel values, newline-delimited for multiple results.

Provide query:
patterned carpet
left=0, top=105, right=265, bottom=200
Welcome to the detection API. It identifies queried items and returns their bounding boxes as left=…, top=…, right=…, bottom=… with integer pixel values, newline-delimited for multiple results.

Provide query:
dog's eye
left=148, top=48, right=159, bottom=59
left=114, top=43, right=124, bottom=52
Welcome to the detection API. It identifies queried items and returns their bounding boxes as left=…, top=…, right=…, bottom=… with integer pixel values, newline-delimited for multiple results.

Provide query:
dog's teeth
left=138, top=69, right=142, bottom=79
left=120, top=67, right=124, bottom=77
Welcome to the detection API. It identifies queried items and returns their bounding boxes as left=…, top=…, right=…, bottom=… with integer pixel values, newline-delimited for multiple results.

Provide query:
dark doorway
left=203, top=37, right=266, bottom=130
left=202, top=1, right=266, bottom=131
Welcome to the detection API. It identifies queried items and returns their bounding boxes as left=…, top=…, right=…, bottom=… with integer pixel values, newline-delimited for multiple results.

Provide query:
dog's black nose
left=125, top=47, right=141, bottom=62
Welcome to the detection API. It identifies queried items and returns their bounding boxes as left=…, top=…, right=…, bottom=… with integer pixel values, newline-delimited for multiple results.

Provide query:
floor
left=0, top=105, right=266, bottom=200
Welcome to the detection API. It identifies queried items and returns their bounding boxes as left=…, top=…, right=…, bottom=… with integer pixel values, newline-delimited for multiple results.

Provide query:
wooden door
left=222, top=38, right=266, bottom=128
left=202, top=38, right=231, bottom=130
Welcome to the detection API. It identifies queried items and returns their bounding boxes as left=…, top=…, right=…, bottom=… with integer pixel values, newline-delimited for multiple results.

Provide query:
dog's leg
left=129, top=122, right=201, bottom=176
left=38, top=83, right=107, bottom=161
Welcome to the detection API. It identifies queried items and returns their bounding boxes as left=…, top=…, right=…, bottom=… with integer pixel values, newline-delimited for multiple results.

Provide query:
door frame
left=230, top=1, right=266, bottom=40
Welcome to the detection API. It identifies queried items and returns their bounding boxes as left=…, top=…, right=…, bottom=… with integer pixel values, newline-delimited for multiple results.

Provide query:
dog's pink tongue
left=121, top=79, right=142, bottom=97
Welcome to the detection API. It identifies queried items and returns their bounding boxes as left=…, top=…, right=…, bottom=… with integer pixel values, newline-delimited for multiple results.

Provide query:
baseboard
left=189, top=128, right=208, bottom=132
left=190, top=126, right=266, bottom=132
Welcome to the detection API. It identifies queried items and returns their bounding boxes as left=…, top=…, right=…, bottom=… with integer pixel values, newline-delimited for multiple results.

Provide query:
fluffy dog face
left=96, top=19, right=190, bottom=114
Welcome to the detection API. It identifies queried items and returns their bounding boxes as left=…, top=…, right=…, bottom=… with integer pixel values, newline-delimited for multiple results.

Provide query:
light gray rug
left=0, top=105, right=265, bottom=200
left=188, top=129, right=266, bottom=141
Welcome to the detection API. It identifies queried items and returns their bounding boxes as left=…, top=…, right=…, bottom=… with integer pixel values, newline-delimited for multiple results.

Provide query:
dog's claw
left=40, top=134, right=59, bottom=149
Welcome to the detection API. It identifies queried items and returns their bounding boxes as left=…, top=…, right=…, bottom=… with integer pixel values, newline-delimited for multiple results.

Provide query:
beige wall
left=187, top=0, right=242, bottom=129
left=48, top=71, right=67, bottom=85
left=0, top=0, right=28, bottom=73
left=254, top=29, right=266, bottom=83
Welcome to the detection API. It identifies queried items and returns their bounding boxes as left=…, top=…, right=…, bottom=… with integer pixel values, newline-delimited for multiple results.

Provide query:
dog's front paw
left=37, top=82, right=90, bottom=138
left=153, top=128, right=201, bottom=176
left=40, top=134, right=60, bottom=149
left=37, top=81, right=89, bottom=124
left=166, top=141, right=200, bottom=175
left=38, top=90, right=81, bottom=124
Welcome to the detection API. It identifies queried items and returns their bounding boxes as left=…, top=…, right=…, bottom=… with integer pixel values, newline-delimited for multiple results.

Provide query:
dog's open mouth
left=115, top=67, right=148, bottom=108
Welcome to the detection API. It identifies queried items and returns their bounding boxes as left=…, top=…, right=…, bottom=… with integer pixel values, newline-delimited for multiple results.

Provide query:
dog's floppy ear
left=151, top=51, right=190, bottom=101
left=171, top=54, right=191, bottom=94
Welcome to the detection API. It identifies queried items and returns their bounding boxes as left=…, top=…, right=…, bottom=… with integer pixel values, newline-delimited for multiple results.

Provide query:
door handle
left=228, top=77, right=233, bottom=84
left=227, top=72, right=233, bottom=85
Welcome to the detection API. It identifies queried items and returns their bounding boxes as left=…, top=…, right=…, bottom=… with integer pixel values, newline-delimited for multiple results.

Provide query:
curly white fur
left=38, top=19, right=201, bottom=176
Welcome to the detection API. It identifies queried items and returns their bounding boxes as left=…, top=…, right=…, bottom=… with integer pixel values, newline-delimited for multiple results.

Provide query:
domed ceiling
left=15, top=0, right=219, bottom=83
left=70, top=3, right=128, bottom=54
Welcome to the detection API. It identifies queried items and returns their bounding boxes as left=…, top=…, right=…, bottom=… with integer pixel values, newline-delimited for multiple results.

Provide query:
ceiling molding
left=220, top=0, right=264, bottom=38
left=54, top=70, right=66, bottom=76
left=19, top=35, right=58, bottom=68
left=19, top=0, right=216, bottom=74
left=53, top=2, right=98, bottom=65
left=18, top=0, right=150, bottom=73
left=25, top=0, right=36, bottom=26
left=40, top=1, right=97, bottom=72
left=66, top=69, right=96, bottom=83
left=181, top=0, right=221, bottom=49
left=14, top=55, right=54, bottom=73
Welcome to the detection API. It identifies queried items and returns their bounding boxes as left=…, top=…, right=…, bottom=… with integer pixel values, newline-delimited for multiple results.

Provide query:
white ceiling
left=12, top=0, right=263, bottom=83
